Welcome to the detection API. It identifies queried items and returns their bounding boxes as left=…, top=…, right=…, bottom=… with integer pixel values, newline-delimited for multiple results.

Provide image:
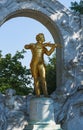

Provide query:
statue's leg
left=31, top=64, right=41, bottom=97
left=34, top=77, right=40, bottom=97
left=38, top=64, right=48, bottom=97
left=42, top=78, right=48, bottom=97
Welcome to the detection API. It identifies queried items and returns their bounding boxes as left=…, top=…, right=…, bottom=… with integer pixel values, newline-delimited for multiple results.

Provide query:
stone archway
left=0, top=0, right=82, bottom=95
left=0, top=1, right=64, bottom=89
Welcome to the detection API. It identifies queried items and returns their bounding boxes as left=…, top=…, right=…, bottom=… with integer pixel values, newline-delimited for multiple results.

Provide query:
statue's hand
left=55, top=44, right=62, bottom=48
left=44, top=42, right=51, bottom=46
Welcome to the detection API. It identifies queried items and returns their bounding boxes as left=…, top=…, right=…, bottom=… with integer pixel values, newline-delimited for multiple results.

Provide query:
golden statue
left=24, top=33, right=62, bottom=97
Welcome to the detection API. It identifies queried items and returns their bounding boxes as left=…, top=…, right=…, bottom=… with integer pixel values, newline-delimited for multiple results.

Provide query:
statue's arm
left=44, top=43, right=62, bottom=56
left=44, top=43, right=62, bottom=48
left=24, top=43, right=33, bottom=49
left=44, top=45, right=55, bottom=56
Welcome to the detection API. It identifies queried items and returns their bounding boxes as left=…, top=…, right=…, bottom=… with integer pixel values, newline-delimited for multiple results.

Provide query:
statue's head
left=36, top=33, right=45, bottom=42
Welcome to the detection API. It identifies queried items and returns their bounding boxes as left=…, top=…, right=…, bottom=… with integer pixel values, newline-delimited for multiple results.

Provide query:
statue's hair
left=36, top=33, right=44, bottom=41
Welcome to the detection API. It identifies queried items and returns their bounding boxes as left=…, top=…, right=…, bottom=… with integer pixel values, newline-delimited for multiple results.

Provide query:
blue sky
left=0, top=0, right=80, bottom=68
left=59, top=0, right=80, bottom=8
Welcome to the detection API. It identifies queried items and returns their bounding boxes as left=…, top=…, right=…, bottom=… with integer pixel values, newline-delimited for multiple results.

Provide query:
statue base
left=24, top=122, right=61, bottom=130
left=24, top=97, right=62, bottom=130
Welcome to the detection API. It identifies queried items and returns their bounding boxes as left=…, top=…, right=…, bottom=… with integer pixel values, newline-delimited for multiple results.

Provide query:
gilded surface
left=24, top=33, right=62, bottom=97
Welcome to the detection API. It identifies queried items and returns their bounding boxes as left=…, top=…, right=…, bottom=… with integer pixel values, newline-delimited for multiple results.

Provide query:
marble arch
left=0, top=0, right=63, bottom=89
left=0, top=0, right=82, bottom=94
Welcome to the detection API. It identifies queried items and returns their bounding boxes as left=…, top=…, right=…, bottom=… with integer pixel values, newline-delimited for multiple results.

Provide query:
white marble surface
left=0, top=89, right=62, bottom=130
left=29, top=97, right=55, bottom=122
left=25, top=97, right=62, bottom=130
left=1, top=88, right=83, bottom=130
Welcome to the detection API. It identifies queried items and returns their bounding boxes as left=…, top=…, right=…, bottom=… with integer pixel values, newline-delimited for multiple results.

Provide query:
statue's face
left=36, top=33, right=45, bottom=42
left=39, top=34, right=45, bottom=42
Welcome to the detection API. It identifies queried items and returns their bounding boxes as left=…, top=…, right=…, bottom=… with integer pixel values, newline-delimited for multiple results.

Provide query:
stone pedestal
left=25, top=97, right=62, bottom=130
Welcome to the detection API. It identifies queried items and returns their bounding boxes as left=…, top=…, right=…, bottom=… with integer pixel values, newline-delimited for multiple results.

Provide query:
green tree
left=70, top=1, right=83, bottom=14
left=46, top=54, right=56, bottom=95
left=0, top=50, right=33, bottom=95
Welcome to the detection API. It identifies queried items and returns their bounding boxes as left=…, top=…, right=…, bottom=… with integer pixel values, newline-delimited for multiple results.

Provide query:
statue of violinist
left=24, top=33, right=62, bottom=97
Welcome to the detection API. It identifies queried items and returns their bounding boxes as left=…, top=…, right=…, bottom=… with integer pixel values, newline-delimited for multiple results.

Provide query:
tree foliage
left=0, top=50, right=33, bottom=95
left=0, top=49, right=57, bottom=95
left=70, top=1, right=83, bottom=14
left=46, top=54, right=56, bottom=95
